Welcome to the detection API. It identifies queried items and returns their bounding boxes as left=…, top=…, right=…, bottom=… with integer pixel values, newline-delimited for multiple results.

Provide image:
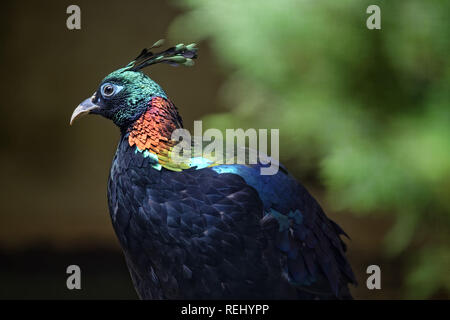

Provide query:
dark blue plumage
left=106, top=133, right=356, bottom=299
left=71, top=43, right=356, bottom=299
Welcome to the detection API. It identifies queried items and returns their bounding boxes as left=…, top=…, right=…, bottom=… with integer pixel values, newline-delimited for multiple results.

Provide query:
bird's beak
left=70, top=95, right=100, bottom=125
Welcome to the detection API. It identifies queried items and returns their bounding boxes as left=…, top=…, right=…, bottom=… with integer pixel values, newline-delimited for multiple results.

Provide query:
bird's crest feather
left=125, top=39, right=198, bottom=72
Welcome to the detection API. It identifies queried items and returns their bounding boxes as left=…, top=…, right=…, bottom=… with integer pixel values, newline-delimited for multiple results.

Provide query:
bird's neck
left=126, top=97, right=182, bottom=156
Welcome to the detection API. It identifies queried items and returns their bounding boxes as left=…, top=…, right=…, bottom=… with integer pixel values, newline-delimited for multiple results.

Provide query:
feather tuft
left=127, top=40, right=198, bottom=71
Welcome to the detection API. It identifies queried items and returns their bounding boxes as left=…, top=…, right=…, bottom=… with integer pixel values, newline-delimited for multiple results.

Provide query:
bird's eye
left=102, top=84, right=115, bottom=97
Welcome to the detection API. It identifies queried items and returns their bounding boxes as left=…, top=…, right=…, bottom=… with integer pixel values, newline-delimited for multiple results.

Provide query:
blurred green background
left=0, top=0, right=448, bottom=299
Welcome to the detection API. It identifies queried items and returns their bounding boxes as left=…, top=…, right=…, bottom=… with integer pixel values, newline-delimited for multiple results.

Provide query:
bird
left=70, top=40, right=357, bottom=299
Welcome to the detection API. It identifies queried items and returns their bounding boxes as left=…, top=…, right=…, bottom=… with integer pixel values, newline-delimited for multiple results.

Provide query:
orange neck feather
left=127, top=97, right=182, bottom=157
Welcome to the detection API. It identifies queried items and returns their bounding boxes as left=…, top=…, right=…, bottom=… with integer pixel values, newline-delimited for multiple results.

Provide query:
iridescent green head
left=70, top=40, right=197, bottom=129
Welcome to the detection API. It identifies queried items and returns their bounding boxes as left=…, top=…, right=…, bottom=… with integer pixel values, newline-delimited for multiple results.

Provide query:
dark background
left=0, top=1, right=448, bottom=299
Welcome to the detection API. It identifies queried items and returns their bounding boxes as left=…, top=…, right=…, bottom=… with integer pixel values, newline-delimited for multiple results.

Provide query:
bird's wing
left=115, top=159, right=280, bottom=299
left=210, top=161, right=357, bottom=299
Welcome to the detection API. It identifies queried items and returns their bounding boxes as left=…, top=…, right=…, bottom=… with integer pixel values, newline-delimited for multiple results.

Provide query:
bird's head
left=70, top=40, right=197, bottom=130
